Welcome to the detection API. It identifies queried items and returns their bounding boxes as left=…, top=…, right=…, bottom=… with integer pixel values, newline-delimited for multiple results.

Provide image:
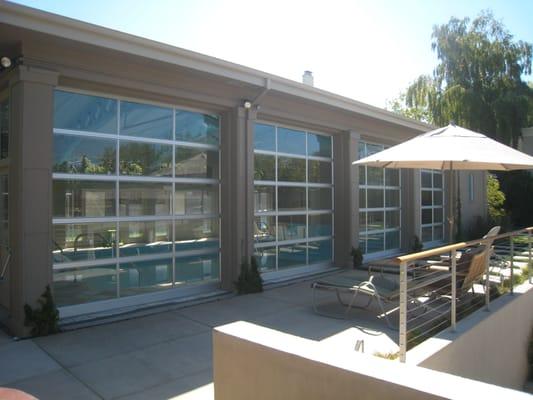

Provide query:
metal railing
left=394, top=226, right=533, bottom=363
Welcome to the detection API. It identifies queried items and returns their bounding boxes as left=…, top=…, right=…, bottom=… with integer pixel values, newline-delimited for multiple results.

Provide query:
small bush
left=234, top=256, right=263, bottom=294
left=411, top=235, right=423, bottom=253
left=374, top=351, right=399, bottom=360
left=350, top=247, right=363, bottom=269
left=24, top=285, right=60, bottom=336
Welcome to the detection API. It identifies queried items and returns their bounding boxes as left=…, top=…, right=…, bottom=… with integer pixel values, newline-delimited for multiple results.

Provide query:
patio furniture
left=311, top=270, right=448, bottom=329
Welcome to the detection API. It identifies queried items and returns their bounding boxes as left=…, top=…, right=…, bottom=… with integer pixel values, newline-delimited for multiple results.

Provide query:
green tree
left=487, top=173, right=506, bottom=220
left=391, top=10, right=533, bottom=147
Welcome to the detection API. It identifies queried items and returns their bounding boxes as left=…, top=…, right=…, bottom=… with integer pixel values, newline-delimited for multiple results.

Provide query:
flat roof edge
left=1, top=1, right=432, bottom=132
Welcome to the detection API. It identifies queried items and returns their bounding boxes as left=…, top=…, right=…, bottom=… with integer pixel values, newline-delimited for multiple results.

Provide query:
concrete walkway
left=0, top=279, right=398, bottom=399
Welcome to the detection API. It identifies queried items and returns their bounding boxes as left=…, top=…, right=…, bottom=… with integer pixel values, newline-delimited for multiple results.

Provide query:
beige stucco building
left=0, top=2, right=487, bottom=336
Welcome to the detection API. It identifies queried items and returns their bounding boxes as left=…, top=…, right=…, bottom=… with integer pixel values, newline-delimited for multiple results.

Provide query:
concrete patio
left=0, top=275, right=400, bottom=400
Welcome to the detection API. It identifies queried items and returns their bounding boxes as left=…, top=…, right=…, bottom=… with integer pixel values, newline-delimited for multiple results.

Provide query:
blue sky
left=10, top=0, right=533, bottom=108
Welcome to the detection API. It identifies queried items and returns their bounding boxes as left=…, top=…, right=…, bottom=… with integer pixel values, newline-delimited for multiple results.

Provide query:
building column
left=401, top=169, right=419, bottom=251
left=333, top=130, right=359, bottom=267
left=8, top=66, right=58, bottom=336
left=219, top=106, right=255, bottom=291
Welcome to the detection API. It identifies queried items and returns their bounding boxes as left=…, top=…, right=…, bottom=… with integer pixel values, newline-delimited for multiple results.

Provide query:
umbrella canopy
left=353, top=123, right=533, bottom=242
left=353, top=123, right=533, bottom=171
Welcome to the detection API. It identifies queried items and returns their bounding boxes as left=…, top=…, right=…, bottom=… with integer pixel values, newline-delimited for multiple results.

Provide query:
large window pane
left=422, top=209, right=432, bottom=224
left=174, top=218, right=219, bottom=251
left=53, top=180, right=115, bottom=217
left=367, top=167, right=384, bottom=186
left=278, top=187, right=306, bottom=211
left=120, top=101, right=172, bottom=140
left=385, top=210, right=400, bottom=229
left=367, top=211, right=384, bottom=231
left=175, top=184, right=218, bottom=215
left=254, top=154, right=275, bottom=181
left=385, top=230, right=400, bottom=250
left=434, top=191, right=443, bottom=206
left=175, top=253, right=219, bottom=283
left=119, top=258, right=172, bottom=297
left=254, top=185, right=275, bottom=212
left=277, top=127, right=306, bottom=155
left=307, top=133, right=331, bottom=158
left=309, top=214, right=332, bottom=237
left=308, top=160, right=331, bottom=183
left=359, top=166, right=366, bottom=185
left=421, top=190, right=432, bottom=206
left=120, top=142, right=172, bottom=177
left=278, top=243, right=307, bottom=269
left=385, top=169, right=399, bottom=186
left=367, top=189, right=384, bottom=208
left=53, top=264, right=117, bottom=306
left=54, top=90, right=117, bottom=134
left=174, top=147, right=218, bottom=179
left=385, top=189, right=400, bottom=207
left=254, top=123, right=275, bottom=151
left=120, top=182, right=172, bottom=216
left=366, top=143, right=383, bottom=156
left=421, top=171, right=432, bottom=188
left=53, top=223, right=116, bottom=263
left=278, top=157, right=305, bottom=182
left=254, top=246, right=276, bottom=272
left=53, top=135, right=116, bottom=175
left=308, top=240, right=332, bottom=264
left=359, top=189, right=367, bottom=209
left=309, top=187, right=332, bottom=210
left=119, top=220, right=172, bottom=257
left=254, top=216, right=276, bottom=243
left=175, top=110, right=219, bottom=145
left=278, top=215, right=306, bottom=241
left=366, top=233, right=384, bottom=253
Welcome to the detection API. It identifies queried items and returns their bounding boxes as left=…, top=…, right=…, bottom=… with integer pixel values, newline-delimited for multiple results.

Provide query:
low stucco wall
left=409, top=282, right=533, bottom=390
left=213, top=321, right=529, bottom=400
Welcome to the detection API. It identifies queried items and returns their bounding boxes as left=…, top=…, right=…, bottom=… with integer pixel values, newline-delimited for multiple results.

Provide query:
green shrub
left=24, top=285, right=60, bottom=336
left=350, top=247, right=363, bottom=269
left=411, top=235, right=423, bottom=253
left=234, top=256, right=263, bottom=294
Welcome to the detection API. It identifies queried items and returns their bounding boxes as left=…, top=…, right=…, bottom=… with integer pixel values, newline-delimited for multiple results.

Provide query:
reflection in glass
left=421, top=171, right=432, bottom=188
left=254, top=186, right=275, bottom=212
left=422, top=226, right=433, bottom=242
left=309, top=187, right=331, bottom=210
left=308, top=160, right=331, bottom=183
left=175, top=253, right=220, bottom=283
left=359, top=189, right=366, bottom=209
left=278, top=243, right=307, bottom=269
left=386, top=210, right=400, bottom=229
left=434, top=208, right=443, bottom=223
left=175, top=110, right=219, bottom=145
left=53, top=135, right=116, bottom=175
left=278, top=215, right=306, bottom=241
left=174, top=219, right=219, bottom=251
left=307, top=133, right=331, bottom=158
left=278, top=157, right=305, bottom=182
left=309, top=214, right=332, bottom=237
left=254, top=123, right=276, bottom=151
left=119, top=258, right=172, bottom=296
left=359, top=212, right=367, bottom=231
left=422, top=209, right=432, bottom=224
left=254, top=216, right=275, bottom=243
left=367, top=211, right=384, bottom=231
left=53, top=264, right=117, bottom=306
left=366, top=233, right=384, bottom=253
left=54, top=90, right=117, bottom=134
left=278, top=187, right=306, bottom=211
left=53, top=223, right=116, bottom=263
left=421, top=190, right=432, bottom=206
left=254, top=154, right=275, bottom=181
left=277, top=127, right=306, bottom=155
left=119, top=220, right=172, bottom=257
left=359, top=166, right=366, bottom=185
left=434, top=172, right=443, bottom=188
left=385, top=189, right=400, bottom=207
left=308, top=240, right=332, bottom=264
left=366, top=143, right=383, bottom=156
left=434, top=190, right=443, bottom=205
left=120, top=142, right=172, bottom=176
left=53, top=180, right=115, bottom=217
left=385, top=169, right=399, bottom=186
left=254, top=246, right=276, bottom=272
left=120, top=101, right=172, bottom=140
left=386, top=230, right=400, bottom=250
left=367, top=167, right=384, bottom=185
left=367, top=189, right=383, bottom=208
left=120, top=182, right=172, bottom=216
left=434, top=225, right=444, bottom=240
left=175, top=184, right=218, bottom=215
left=175, top=147, right=219, bottom=179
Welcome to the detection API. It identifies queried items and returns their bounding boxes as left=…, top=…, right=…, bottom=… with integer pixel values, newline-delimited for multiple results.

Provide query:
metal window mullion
left=172, top=111, right=176, bottom=287
left=305, top=132, right=309, bottom=265
left=116, top=100, right=121, bottom=298
left=275, top=126, right=279, bottom=271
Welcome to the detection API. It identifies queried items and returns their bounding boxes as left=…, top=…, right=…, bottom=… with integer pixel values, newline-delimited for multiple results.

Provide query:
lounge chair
left=311, top=270, right=448, bottom=329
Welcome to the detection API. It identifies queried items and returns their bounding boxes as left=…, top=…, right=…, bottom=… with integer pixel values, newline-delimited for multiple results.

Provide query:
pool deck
left=0, top=273, right=400, bottom=400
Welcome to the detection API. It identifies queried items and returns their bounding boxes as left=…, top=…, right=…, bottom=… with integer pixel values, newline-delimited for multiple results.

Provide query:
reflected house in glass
left=0, top=2, right=488, bottom=335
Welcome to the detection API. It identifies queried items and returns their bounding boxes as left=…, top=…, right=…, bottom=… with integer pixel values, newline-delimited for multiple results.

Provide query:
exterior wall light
left=243, top=100, right=252, bottom=109
left=0, top=57, right=12, bottom=69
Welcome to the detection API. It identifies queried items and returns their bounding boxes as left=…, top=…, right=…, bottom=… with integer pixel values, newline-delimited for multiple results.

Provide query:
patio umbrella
left=353, top=123, right=533, bottom=241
